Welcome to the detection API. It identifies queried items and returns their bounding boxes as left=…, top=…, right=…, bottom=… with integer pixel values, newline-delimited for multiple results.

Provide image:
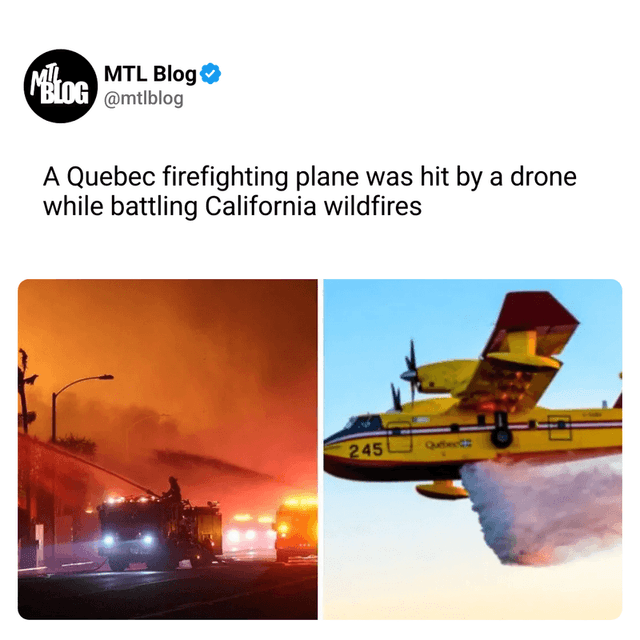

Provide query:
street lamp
left=49, top=374, right=113, bottom=567
left=51, top=375, right=114, bottom=443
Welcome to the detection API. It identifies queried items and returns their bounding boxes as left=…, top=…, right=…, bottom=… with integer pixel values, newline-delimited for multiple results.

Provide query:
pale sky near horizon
left=323, top=280, right=622, bottom=620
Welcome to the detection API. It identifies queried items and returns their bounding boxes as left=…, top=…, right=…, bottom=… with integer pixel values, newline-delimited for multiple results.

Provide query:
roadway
left=18, top=559, right=317, bottom=619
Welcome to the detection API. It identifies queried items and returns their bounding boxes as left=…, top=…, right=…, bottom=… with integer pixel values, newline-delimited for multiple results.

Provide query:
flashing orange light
left=284, top=495, right=318, bottom=508
left=277, top=522, right=289, bottom=535
left=233, top=513, right=253, bottom=522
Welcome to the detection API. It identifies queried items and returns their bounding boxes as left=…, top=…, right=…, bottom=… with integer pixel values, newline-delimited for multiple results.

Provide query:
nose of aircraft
left=324, top=415, right=386, bottom=480
left=323, top=430, right=353, bottom=480
left=324, top=444, right=392, bottom=482
left=324, top=434, right=376, bottom=481
left=323, top=446, right=353, bottom=480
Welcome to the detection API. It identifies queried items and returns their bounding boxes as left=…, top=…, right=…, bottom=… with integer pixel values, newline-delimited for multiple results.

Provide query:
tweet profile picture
left=24, top=49, right=98, bottom=123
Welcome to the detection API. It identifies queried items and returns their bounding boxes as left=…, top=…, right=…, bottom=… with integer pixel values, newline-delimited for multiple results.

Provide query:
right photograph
left=323, top=280, right=622, bottom=620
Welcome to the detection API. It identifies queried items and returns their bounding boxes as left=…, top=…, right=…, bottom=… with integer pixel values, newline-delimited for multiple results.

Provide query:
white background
left=3, top=0, right=638, bottom=635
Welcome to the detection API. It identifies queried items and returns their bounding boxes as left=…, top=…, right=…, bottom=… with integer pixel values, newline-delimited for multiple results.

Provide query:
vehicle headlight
left=245, top=530, right=256, bottom=540
left=103, top=534, right=115, bottom=547
left=227, top=529, right=240, bottom=543
left=142, top=534, right=154, bottom=546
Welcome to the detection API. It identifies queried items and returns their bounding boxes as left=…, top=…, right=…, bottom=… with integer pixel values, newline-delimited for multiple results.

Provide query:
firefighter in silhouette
left=162, top=476, right=182, bottom=503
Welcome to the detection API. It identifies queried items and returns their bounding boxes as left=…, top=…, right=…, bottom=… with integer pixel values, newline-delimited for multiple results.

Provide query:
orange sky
left=18, top=280, right=317, bottom=504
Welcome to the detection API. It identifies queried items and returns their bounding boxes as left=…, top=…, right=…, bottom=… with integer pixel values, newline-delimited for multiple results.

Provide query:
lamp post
left=50, top=374, right=114, bottom=566
left=51, top=375, right=114, bottom=443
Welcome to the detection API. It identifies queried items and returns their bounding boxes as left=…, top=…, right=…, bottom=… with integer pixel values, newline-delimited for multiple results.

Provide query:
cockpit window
left=350, top=415, right=382, bottom=432
left=343, top=416, right=357, bottom=430
left=325, top=415, right=383, bottom=446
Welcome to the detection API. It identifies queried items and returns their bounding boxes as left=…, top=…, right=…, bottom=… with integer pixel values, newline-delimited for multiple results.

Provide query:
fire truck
left=224, top=513, right=277, bottom=556
left=96, top=495, right=222, bottom=571
left=274, top=495, right=318, bottom=563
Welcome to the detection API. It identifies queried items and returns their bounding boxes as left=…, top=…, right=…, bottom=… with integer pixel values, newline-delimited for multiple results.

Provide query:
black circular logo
left=24, top=50, right=98, bottom=123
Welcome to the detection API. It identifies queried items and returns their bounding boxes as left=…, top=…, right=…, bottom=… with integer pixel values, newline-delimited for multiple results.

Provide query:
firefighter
left=162, top=476, right=182, bottom=503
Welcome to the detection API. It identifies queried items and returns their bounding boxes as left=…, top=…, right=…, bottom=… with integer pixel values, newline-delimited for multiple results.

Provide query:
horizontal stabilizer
left=415, top=480, right=469, bottom=500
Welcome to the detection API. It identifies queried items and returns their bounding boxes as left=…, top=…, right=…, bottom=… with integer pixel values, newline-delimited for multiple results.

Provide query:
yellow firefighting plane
left=323, top=292, right=622, bottom=500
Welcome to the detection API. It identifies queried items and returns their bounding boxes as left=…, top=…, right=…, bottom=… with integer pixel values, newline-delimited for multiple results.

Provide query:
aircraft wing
left=458, top=292, right=579, bottom=413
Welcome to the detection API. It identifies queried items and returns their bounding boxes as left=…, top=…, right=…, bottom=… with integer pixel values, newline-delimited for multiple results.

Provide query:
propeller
left=390, top=383, right=402, bottom=411
left=400, top=339, right=418, bottom=405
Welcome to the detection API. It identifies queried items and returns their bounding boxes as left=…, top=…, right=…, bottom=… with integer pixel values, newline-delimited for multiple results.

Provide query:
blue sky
left=323, top=280, right=622, bottom=619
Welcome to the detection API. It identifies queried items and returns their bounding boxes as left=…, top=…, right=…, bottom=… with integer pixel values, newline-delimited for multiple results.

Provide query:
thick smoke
left=460, top=459, right=622, bottom=566
left=18, top=280, right=317, bottom=490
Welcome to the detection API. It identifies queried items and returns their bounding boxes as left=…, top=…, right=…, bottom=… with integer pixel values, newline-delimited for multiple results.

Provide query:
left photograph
left=17, top=280, right=318, bottom=619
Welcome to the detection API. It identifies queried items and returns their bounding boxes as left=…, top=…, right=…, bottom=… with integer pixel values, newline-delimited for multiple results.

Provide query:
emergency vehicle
left=224, top=513, right=277, bottom=557
left=274, top=495, right=318, bottom=563
left=97, top=495, right=222, bottom=571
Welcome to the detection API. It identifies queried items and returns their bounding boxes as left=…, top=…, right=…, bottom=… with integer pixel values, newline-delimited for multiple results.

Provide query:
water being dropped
left=460, top=459, right=621, bottom=566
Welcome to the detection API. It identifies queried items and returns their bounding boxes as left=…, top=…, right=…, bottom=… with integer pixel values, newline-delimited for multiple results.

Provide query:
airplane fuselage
left=324, top=399, right=622, bottom=482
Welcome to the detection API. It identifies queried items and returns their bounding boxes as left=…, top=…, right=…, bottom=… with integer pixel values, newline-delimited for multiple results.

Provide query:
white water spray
left=460, top=459, right=621, bottom=566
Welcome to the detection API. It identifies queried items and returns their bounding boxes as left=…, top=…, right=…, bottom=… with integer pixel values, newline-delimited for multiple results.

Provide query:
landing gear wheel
left=491, top=427, right=513, bottom=449
left=108, top=558, right=128, bottom=572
